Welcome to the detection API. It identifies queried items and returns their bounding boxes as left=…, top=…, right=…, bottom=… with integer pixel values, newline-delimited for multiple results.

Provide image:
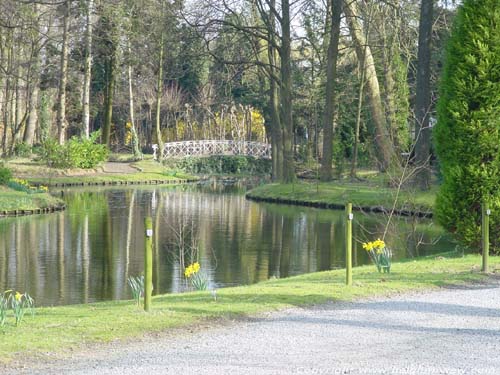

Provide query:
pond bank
left=246, top=181, right=436, bottom=217
left=0, top=254, right=497, bottom=364
left=0, top=186, right=65, bottom=216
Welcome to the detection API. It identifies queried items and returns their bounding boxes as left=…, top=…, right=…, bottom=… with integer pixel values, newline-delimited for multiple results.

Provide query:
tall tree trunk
left=320, top=0, right=342, bottom=181
left=414, top=0, right=433, bottom=190
left=57, top=0, right=70, bottom=145
left=24, top=3, right=41, bottom=146
left=155, top=35, right=165, bottom=162
left=127, top=45, right=142, bottom=159
left=82, top=0, right=93, bottom=138
left=102, top=56, right=115, bottom=147
left=265, top=2, right=283, bottom=181
left=280, top=0, right=295, bottom=183
left=344, top=0, right=396, bottom=172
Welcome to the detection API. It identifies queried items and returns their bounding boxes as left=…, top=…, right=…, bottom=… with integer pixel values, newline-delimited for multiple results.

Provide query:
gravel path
left=101, top=162, right=138, bottom=174
left=13, top=281, right=500, bottom=375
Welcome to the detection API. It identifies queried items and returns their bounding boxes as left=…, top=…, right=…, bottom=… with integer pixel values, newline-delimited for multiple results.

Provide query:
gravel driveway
left=13, top=281, right=500, bottom=375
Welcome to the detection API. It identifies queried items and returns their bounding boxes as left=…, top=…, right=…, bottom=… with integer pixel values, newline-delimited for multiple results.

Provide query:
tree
left=434, top=0, right=500, bottom=252
left=57, top=0, right=71, bottom=144
left=82, top=0, right=94, bottom=138
left=320, top=0, right=342, bottom=181
left=344, top=0, right=398, bottom=172
left=414, top=0, right=433, bottom=190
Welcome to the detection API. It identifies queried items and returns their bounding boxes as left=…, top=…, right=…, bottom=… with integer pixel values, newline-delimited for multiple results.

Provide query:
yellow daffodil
left=184, top=262, right=201, bottom=278
left=15, top=292, right=22, bottom=302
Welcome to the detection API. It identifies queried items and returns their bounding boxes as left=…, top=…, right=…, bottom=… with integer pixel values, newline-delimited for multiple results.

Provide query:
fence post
left=346, top=203, right=353, bottom=286
left=482, top=202, right=490, bottom=272
left=144, top=217, right=153, bottom=312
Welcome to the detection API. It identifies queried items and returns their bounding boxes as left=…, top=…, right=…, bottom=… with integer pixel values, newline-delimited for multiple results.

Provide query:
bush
left=434, top=0, right=500, bottom=252
left=0, top=166, right=12, bottom=185
left=38, top=131, right=108, bottom=169
left=13, top=142, right=32, bottom=157
left=164, top=155, right=271, bottom=175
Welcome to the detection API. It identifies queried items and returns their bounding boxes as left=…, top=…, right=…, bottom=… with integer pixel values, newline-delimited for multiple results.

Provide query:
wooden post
left=144, top=217, right=153, bottom=312
left=346, top=203, right=353, bottom=286
left=482, top=202, right=490, bottom=272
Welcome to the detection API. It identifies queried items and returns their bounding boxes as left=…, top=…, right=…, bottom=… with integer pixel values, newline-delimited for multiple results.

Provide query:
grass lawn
left=247, top=179, right=437, bottom=213
left=0, top=253, right=497, bottom=363
left=0, top=186, right=64, bottom=211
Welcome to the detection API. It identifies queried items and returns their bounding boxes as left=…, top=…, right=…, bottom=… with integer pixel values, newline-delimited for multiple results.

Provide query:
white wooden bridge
left=161, top=140, right=271, bottom=159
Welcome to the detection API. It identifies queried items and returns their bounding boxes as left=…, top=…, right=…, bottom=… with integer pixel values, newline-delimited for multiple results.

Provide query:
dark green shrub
left=165, top=155, right=271, bottom=175
left=434, top=0, right=500, bottom=252
left=0, top=166, right=12, bottom=185
left=38, top=131, right=108, bottom=169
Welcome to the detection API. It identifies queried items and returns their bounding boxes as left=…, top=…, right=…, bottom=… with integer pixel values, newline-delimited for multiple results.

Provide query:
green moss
left=0, top=254, right=496, bottom=362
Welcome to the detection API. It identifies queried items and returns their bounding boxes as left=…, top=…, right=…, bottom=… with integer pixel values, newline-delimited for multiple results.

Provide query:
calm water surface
left=0, top=182, right=455, bottom=306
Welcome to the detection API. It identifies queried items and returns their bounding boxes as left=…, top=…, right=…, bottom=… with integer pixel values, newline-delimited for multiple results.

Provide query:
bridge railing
left=162, top=140, right=271, bottom=159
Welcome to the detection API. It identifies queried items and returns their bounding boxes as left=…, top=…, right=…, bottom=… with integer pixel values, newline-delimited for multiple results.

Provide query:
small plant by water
left=127, top=275, right=145, bottom=306
left=363, top=239, right=392, bottom=273
left=1, top=290, right=35, bottom=326
left=184, top=262, right=208, bottom=291
left=0, top=291, right=8, bottom=326
left=8, top=178, right=48, bottom=194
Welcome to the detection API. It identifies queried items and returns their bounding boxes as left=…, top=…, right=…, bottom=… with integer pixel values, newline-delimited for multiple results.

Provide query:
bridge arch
left=162, top=140, right=271, bottom=159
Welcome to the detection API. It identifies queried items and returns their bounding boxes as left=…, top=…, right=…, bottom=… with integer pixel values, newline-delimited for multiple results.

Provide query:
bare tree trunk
left=24, top=3, right=41, bottom=146
left=102, top=55, right=115, bottom=147
left=344, top=0, right=396, bottom=172
left=280, top=0, right=295, bottom=183
left=155, top=34, right=165, bottom=161
left=414, top=0, right=433, bottom=190
left=127, top=44, right=142, bottom=159
left=82, top=0, right=93, bottom=138
left=57, top=0, right=70, bottom=144
left=320, top=0, right=342, bottom=181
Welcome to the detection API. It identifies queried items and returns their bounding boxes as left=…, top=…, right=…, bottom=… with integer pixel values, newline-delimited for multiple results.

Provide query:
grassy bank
left=0, top=254, right=497, bottom=363
left=247, top=180, right=436, bottom=215
left=7, top=158, right=196, bottom=186
left=0, top=186, right=64, bottom=212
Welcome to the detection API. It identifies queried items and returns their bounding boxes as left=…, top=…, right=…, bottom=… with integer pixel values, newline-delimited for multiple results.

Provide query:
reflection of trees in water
left=0, top=185, right=454, bottom=306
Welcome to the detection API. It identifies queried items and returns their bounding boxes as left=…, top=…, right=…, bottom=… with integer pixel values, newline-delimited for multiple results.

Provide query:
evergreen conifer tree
left=434, top=0, right=500, bottom=252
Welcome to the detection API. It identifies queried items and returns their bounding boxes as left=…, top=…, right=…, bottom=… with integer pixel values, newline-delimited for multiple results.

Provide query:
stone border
left=32, top=178, right=197, bottom=188
left=0, top=205, right=66, bottom=218
left=245, top=194, right=433, bottom=218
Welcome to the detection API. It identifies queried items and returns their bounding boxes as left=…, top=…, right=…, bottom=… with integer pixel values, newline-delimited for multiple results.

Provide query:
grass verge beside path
left=0, top=254, right=497, bottom=363
left=0, top=186, right=64, bottom=212
left=247, top=181, right=436, bottom=215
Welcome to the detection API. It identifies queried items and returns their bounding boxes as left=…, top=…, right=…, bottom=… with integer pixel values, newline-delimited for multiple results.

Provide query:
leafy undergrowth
left=0, top=254, right=497, bottom=363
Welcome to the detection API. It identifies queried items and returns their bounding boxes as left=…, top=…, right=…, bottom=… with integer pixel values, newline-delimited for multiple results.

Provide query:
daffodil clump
left=8, top=178, right=48, bottom=194
left=184, top=262, right=207, bottom=291
left=0, top=290, right=35, bottom=327
left=184, top=262, right=201, bottom=278
left=363, top=239, right=392, bottom=273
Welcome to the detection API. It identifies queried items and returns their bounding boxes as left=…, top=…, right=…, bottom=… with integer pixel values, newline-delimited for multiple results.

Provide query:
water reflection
left=0, top=184, right=455, bottom=306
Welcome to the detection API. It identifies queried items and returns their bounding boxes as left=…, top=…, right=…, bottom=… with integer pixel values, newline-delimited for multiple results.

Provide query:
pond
left=0, top=181, right=455, bottom=306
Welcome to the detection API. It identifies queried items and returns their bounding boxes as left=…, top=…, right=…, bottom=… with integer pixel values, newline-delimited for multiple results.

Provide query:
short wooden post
left=144, top=217, right=153, bottom=312
left=346, top=203, right=353, bottom=286
left=482, top=202, right=490, bottom=272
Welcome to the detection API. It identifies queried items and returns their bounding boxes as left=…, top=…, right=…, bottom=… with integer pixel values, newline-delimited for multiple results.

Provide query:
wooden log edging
left=245, top=194, right=433, bottom=219
left=0, top=204, right=66, bottom=218
left=32, top=179, right=198, bottom=188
